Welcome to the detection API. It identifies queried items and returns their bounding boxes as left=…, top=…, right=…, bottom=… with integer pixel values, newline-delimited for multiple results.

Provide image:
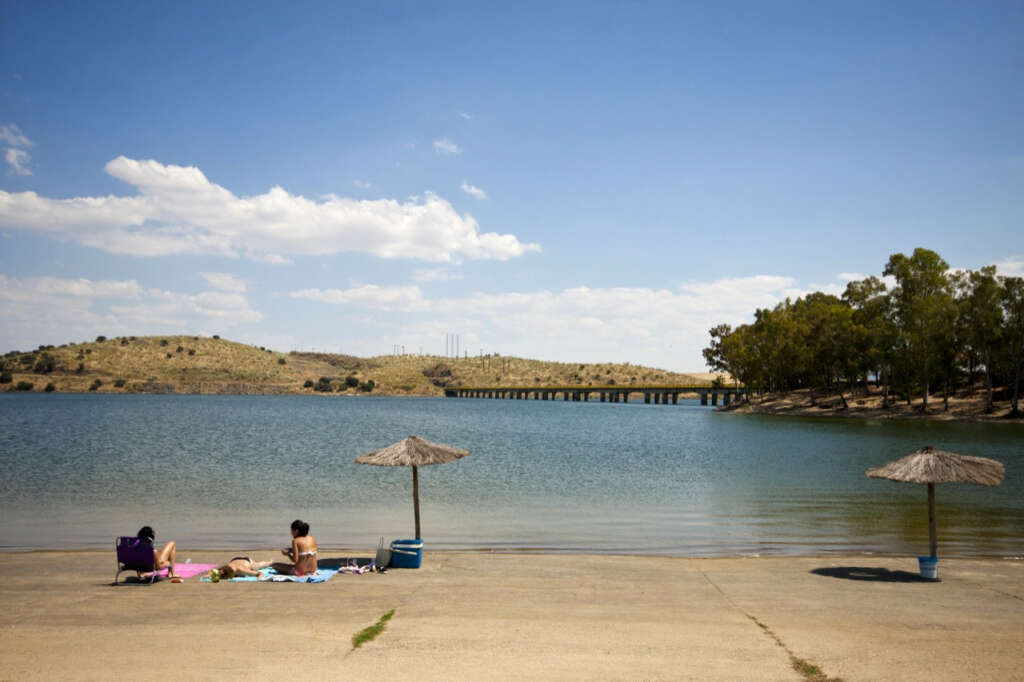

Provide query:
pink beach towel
left=156, top=563, right=217, bottom=579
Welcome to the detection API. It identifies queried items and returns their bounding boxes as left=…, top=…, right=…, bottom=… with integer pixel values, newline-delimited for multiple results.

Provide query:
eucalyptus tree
left=883, top=248, right=954, bottom=410
left=934, top=271, right=968, bottom=411
left=961, top=266, right=1003, bottom=413
left=792, top=293, right=856, bottom=407
left=842, top=276, right=891, bottom=399
left=1002, top=276, right=1024, bottom=417
left=702, top=324, right=735, bottom=380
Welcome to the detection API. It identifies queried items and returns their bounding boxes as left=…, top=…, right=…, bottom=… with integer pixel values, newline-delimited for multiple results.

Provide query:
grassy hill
left=0, top=335, right=715, bottom=396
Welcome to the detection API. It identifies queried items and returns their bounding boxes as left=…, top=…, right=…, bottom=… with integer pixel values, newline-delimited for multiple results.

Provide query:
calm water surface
left=0, top=394, right=1021, bottom=557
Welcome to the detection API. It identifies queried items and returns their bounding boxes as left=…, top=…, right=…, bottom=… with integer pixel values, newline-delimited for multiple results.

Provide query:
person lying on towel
left=210, top=556, right=273, bottom=580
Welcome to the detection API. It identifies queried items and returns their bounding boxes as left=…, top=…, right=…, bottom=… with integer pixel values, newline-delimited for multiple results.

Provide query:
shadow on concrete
left=810, top=566, right=939, bottom=583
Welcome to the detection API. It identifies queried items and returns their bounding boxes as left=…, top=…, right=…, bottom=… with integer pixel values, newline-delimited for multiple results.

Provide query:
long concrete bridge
left=443, top=385, right=746, bottom=406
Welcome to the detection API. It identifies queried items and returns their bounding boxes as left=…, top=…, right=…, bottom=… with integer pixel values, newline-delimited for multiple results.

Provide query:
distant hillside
left=0, top=335, right=715, bottom=395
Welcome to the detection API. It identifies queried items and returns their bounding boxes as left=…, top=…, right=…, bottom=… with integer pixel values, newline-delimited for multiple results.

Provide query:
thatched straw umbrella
left=355, top=436, right=469, bottom=539
left=866, top=446, right=1004, bottom=557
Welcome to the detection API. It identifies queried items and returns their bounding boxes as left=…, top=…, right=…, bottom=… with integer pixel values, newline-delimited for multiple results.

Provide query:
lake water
left=0, top=393, right=1021, bottom=557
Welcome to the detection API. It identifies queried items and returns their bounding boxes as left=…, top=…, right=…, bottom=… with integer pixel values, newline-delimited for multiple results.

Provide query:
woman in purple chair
left=137, top=525, right=179, bottom=579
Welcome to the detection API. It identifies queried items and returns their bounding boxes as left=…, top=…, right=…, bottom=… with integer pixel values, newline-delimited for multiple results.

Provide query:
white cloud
left=0, top=156, right=539, bottom=262
left=458, top=111, right=473, bottom=120
left=253, top=253, right=293, bottom=265
left=352, top=179, right=371, bottom=189
left=289, top=284, right=427, bottom=311
left=0, top=275, right=141, bottom=302
left=433, top=138, right=462, bottom=156
left=5, top=148, right=31, bottom=176
left=287, top=275, right=805, bottom=371
left=0, top=272, right=261, bottom=351
left=201, top=272, right=246, bottom=292
left=836, top=272, right=867, bottom=283
left=411, top=268, right=463, bottom=283
left=995, top=257, right=1024, bottom=277
left=460, top=181, right=488, bottom=200
left=0, top=124, right=32, bottom=148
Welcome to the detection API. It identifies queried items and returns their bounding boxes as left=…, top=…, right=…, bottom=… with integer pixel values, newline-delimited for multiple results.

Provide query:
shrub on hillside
left=89, top=379, right=102, bottom=391
left=278, top=357, right=286, bottom=365
left=176, top=346, right=184, bottom=353
left=76, top=363, right=84, bottom=374
left=96, top=335, right=107, bottom=342
left=188, top=349, right=196, bottom=356
left=34, top=353, right=57, bottom=374
left=160, top=339, right=169, bottom=346
left=44, top=383, right=55, bottom=393
left=303, top=379, right=314, bottom=388
left=358, top=380, right=375, bottom=393
left=166, top=353, right=172, bottom=359
left=0, top=371, right=12, bottom=384
left=213, top=335, right=220, bottom=339
left=15, top=381, right=33, bottom=391
left=345, top=375, right=359, bottom=388
left=315, top=377, right=332, bottom=392
left=114, top=378, right=126, bottom=388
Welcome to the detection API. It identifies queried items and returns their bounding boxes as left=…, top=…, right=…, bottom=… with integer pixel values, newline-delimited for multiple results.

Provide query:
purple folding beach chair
left=113, top=536, right=158, bottom=585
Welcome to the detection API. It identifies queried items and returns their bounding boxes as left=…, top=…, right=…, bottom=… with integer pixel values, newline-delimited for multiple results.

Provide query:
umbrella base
left=918, top=556, right=939, bottom=580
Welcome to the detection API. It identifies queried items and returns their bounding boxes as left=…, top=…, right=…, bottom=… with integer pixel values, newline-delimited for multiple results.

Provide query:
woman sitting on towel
left=211, top=556, right=272, bottom=579
left=137, top=525, right=179, bottom=579
left=272, top=519, right=318, bottom=576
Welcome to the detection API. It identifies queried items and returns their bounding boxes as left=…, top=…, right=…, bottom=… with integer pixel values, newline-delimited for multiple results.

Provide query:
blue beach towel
left=201, top=567, right=339, bottom=583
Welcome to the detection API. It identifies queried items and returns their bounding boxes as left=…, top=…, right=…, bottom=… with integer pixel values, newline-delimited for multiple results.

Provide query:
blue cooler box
left=390, top=539, right=423, bottom=568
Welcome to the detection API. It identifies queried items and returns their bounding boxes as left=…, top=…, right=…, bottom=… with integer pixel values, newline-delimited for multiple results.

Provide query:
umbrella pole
left=412, top=465, right=421, bottom=539
left=927, top=482, right=937, bottom=558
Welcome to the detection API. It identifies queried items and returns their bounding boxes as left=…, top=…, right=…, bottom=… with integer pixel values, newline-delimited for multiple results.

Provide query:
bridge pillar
left=644, top=392, right=651, bottom=404
left=724, top=392, right=732, bottom=406
left=622, top=391, right=629, bottom=403
left=600, top=392, right=606, bottom=402
left=711, top=391, right=718, bottom=406
left=672, top=393, right=679, bottom=405
left=583, top=392, right=589, bottom=402
left=700, top=391, right=708, bottom=406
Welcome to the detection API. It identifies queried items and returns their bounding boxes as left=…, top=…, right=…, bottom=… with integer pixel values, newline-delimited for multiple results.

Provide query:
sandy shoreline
left=721, top=387, right=1023, bottom=423
left=1, top=550, right=1021, bottom=681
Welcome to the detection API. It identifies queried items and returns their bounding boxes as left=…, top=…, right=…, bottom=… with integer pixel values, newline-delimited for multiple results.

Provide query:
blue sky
left=2, top=1, right=1022, bottom=370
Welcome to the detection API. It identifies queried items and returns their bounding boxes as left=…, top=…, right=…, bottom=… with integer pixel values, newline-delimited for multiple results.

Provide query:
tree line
left=702, top=248, right=1024, bottom=416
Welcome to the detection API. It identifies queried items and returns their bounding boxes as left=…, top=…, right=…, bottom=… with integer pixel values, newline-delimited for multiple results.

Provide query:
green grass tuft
left=352, top=609, right=395, bottom=649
